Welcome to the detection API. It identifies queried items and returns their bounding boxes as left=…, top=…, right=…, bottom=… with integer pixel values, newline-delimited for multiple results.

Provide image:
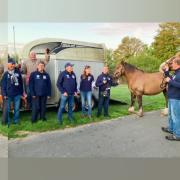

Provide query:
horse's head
left=114, top=61, right=125, bottom=78
left=166, top=56, right=175, bottom=70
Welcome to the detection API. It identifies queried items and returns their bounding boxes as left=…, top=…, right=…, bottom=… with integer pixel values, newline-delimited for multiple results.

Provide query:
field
left=0, top=85, right=165, bottom=138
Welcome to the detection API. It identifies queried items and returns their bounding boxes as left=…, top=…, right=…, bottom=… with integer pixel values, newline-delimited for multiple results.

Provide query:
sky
left=6, top=23, right=160, bottom=49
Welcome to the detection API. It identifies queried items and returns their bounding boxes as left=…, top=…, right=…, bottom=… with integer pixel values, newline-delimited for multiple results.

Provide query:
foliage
left=152, top=22, right=180, bottom=61
left=127, top=53, right=162, bottom=72
left=113, top=36, right=147, bottom=63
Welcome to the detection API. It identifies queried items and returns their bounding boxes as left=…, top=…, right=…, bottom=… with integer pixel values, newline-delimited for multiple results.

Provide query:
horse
left=113, top=61, right=168, bottom=117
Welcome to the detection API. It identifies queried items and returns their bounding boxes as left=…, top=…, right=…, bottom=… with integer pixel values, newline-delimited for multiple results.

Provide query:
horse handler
left=162, top=57, right=180, bottom=141
left=96, top=66, right=118, bottom=118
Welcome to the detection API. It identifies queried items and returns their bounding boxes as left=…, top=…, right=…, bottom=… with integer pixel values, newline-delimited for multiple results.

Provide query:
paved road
left=0, top=136, right=8, bottom=158
left=9, top=111, right=180, bottom=157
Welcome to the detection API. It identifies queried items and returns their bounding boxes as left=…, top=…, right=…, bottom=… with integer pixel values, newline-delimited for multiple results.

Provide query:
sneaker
left=165, top=135, right=180, bottom=141
left=42, top=117, right=47, bottom=121
left=161, top=127, right=173, bottom=134
left=88, top=116, right=92, bottom=120
left=81, top=114, right=86, bottom=118
left=59, top=121, right=63, bottom=125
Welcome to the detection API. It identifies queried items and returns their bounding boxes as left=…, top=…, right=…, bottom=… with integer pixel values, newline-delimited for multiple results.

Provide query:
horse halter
left=115, top=64, right=124, bottom=78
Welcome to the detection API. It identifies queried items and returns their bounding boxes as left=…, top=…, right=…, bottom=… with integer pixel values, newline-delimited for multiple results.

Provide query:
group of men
left=0, top=50, right=117, bottom=127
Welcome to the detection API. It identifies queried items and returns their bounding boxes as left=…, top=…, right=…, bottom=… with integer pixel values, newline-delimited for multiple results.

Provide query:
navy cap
left=65, top=62, right=74, bottom=68
left=8, top=58, right=16, bottom=64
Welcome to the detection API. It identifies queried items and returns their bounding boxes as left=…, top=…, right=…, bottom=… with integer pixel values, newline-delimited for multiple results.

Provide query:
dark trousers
left=97, top=94, right=110, bottom=116
left=31, top=96, right=47, bottom=123
left=2, top=98, right=8, bottom=125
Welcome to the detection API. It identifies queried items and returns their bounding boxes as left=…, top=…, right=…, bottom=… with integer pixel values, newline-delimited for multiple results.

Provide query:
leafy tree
left=105, top=48, right=116, bottom=74
left=113, top=36, right=146, bottom=62
left=152, top=22, right=180, bottom=61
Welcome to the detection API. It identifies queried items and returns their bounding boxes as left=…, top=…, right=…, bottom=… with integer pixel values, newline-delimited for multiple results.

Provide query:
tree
left=104, top=48, right=116, bottom=74
left=113, top=36, right=146, bottom=62
left=152, top=22, right=180, bottom=61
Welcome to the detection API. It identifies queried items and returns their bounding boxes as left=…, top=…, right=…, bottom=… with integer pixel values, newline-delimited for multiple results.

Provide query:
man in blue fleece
left=29, top=61, right=51, bottom=123
left=1, top=58, right=24, bottom=126
left=162, top=57, right=180, bottom=141
left=56, top=63, right=78, bottom=124
left=96, top=66, right=118, bottom=118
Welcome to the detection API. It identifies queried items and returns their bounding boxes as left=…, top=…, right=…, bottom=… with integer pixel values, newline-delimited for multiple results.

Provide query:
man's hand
left=47, top=96, right=51, bottom=99
left=32, top=96, right=36, bottom=99
left=63, top=92, right=68, bottom=96
left=164, top=64, right=169, bottom=71
left=165, top=77, right=171, bottom=82
left=21, top=95, right=26, bottom=100
left=74, top=92, right=78, bottom=97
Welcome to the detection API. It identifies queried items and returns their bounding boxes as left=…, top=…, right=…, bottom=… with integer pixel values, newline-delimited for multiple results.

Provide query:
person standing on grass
left=1, top=58, right=24, bottom=126
left=80, top=65, right=94, bottom=120
left=21, top=50, right=50, bottom=109
left=0, top=62, right=8, bottom=125
left=96, top=66, right=118, bottom=118
left=56, top=63, right=78, bottom=125
left=29, top=61, right=51, bottom=123
left=161, top=57, right=180, bottom=141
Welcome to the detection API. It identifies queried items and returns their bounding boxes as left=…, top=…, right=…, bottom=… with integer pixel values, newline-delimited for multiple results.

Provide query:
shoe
left=104, top=114, right=111, bottom=118
left=88, top=116, right=92, bottom=120
left=96, top=113, right=101, bottom=117
left=68, top=117, right=76, bottom=124
left=161, top=127, right=173, bottom=134
left=81, top=114, right=86, bottom=118
left=42, top=117, right=47, bottom=121
left=59, top=121, right=63, bottom=125
left=165, top=135, right=180, bottom=141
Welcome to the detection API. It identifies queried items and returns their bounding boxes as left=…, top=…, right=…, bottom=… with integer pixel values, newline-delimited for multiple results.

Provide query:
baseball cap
left=65, top=62, right=74, bottom=68
left=8, top=58, right=16, bottom=64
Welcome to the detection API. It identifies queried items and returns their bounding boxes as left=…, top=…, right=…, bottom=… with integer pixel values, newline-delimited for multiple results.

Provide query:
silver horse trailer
left=21, top=38, right=105, bottom=110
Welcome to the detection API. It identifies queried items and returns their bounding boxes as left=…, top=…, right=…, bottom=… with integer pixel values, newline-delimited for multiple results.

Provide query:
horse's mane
left=122, top=62, right=144, bottom=73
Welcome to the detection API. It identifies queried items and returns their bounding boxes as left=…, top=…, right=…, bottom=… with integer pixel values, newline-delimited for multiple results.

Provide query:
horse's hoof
left=137, top=110, right=143, bottom=117
left=128, top=107, right=135, bottom=113
left=161, top=108, right=168, bottom=116
left=137, top=113, right=143, bottom=117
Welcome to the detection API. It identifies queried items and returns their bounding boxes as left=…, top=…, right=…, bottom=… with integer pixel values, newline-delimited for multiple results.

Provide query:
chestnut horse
left=114, top=61, right=168, bottom=117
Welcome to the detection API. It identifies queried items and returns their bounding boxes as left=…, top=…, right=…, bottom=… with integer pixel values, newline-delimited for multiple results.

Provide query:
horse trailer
left=21, top=38, right=106, bottom=110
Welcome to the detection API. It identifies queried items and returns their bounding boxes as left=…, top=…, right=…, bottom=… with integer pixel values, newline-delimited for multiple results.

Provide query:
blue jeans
left=97, top=94, right=110, bottom=116
left=8, top=95, right=21, bottom=125
left=80, top=91, right=92, bottom=117
left=168, top=99, right=180, bottom=138
left=57, top=94, right=74, bottom=123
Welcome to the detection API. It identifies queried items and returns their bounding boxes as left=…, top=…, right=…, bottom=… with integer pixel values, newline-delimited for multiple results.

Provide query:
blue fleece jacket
left=29, top=71, right=51, bottom=97
left=1, top=69, right=23, bottom=97
left=56, top=70, right=77, bottom=95
left=166, top=69, right=180, bottom=100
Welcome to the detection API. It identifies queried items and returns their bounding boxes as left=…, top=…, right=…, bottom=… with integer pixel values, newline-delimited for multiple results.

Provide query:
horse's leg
left=162, top=89, right=168, bottom=116
left=137, top=95, right=143, bottom=117
left=128, top=93, right=136, bottom=113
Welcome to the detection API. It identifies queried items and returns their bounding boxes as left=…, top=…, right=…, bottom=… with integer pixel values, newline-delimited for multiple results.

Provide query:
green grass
left=0, top=85, right=165, bottom=139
